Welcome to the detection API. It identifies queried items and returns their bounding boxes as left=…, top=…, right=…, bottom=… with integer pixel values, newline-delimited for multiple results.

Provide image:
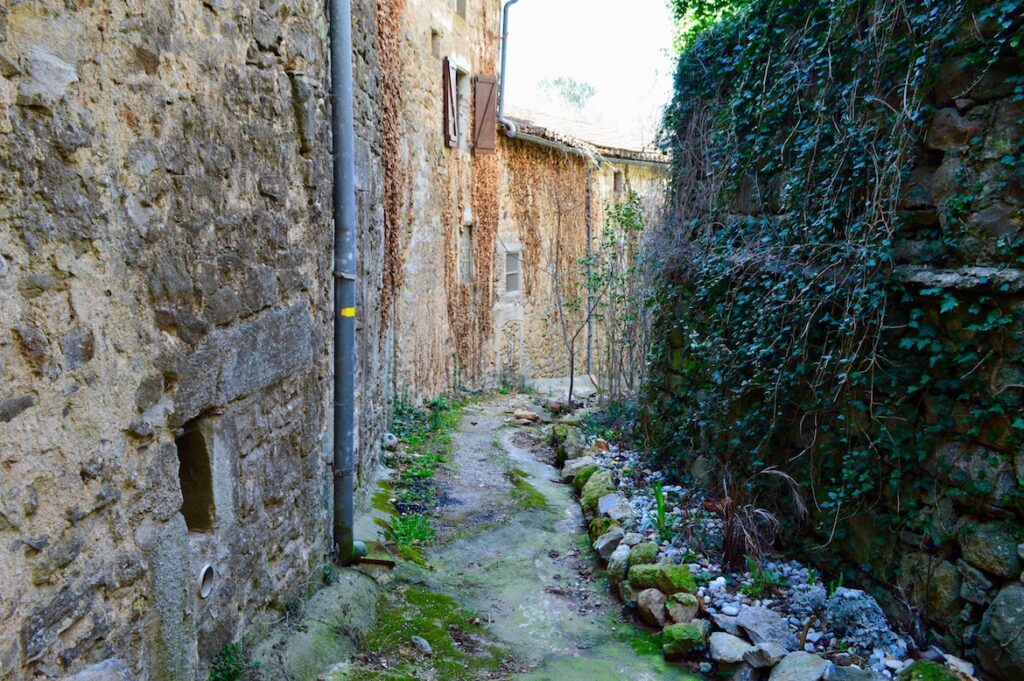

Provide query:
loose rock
left=628, top=564, right=661, bottom=590
left=607, top=544, right=631, bottom=585
left=637, top=588, right=668, bottom=627
left=710, top=631, right=754, bottom=664
left=657, top=564, right=696, bottom=596
left=666, top=592, right=699, bottom=623
left=561, top=456, right=598, bottom=482
left=663, top=621, right=708, bottom=660
left=825, top=589, right=905, bottom=658
left=977, top=583, right=1024, bottom=681
left=593, top=526, right=624, bottom=561
left=712, top=613, right=742, bottom=636
left=738, top=606, right=799, bottom=651
left=410, top=635, right=433, bottom=657
left=628, top=542, right=659, bottom=566
left=768, top=651, right=830, bottom=681
left=744, top=641, right=788, bottom=668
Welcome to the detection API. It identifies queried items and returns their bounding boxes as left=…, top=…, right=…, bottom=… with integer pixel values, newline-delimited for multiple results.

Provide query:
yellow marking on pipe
left=340, top=307, right=356, bottom=318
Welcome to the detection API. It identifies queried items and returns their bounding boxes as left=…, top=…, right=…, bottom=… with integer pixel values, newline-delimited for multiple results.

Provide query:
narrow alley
left=1, top=0, right=1021, bottom=680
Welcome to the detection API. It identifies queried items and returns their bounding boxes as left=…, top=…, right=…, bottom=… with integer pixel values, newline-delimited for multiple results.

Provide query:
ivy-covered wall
left=644, top=0, right=1023, bottom=677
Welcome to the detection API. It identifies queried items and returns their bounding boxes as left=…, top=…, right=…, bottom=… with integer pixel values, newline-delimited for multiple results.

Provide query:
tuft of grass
left=740, top=555, right=789, bottom=598
left=377, top=513, right=436, bottom=565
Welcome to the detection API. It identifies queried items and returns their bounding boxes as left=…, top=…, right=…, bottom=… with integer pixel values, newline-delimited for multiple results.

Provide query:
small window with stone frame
left=458, top=224, right=474, bottom=284
left=505, top=251, right=521, bottom=293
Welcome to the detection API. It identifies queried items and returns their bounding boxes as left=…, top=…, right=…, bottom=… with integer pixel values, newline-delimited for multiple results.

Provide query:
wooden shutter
left=443, top=57, right=459, bottom=147
left=473, top=75, right=498, bottom=154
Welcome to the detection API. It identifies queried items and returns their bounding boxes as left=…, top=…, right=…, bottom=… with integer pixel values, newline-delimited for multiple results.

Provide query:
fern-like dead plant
left=719, top=465, right=808, bottom=570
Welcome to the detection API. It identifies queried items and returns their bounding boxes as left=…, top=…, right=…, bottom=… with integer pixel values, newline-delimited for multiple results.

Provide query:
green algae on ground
left=371, top=481, right=394, bottom=514
left=620, top=627, right=665, bottom=656
left=357, top=586, right=509, bottom=680
left=507, top=468, right=549, bottom=510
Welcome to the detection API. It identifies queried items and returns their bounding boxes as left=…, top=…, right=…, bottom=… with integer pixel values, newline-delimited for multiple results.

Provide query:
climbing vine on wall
left=646, top=0, right=1024, bottom=551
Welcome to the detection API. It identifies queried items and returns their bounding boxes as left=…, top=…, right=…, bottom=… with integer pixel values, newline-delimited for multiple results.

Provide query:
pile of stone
left=549, top=418, right=977, bottom=681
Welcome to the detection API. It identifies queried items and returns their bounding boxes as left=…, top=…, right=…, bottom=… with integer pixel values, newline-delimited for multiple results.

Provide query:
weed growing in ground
left=209, top=643, right=256, bottom=681
left=377, top=513, right=437, bottom=564
left=740, top=556, right=789, bottom=599
left=651, top=479, right=674, bottom=542
left=377, top=393, right=469, bottom=563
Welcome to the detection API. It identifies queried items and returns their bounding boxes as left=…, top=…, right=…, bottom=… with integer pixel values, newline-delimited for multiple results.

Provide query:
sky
left=504, top=0, right=677, bottom=146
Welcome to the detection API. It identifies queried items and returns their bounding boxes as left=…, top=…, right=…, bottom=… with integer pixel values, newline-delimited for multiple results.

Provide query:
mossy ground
left=348, top=584, right=511, bottom=680
left=507, top=468, right=549, bottom=511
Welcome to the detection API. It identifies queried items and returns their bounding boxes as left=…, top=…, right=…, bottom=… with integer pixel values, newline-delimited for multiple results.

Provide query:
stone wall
left=859, top=53, right=1024, bottom=679
left=0, top=0, right=387, bottom=677
left=647, top=18, right=1024, bottom=679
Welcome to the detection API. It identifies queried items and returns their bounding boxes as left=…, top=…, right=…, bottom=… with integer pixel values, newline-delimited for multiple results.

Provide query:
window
left=458, top=225, right=474, bottom=284
left=614, top=171, right=625, bottom=194
left=175, top=418, right=215, bottom=532
left=443, top=58, right=458, bottom=147
left=456, top=71, right=469, bottom=149
left=455, top=0, right=467, bottom=19
left=505, top=252, right=521, bottom=293
left=442, top=58, right=470, bottom=149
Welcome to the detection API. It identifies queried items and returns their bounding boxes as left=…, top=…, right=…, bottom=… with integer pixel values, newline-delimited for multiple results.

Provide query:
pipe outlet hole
left=199, top=564, right=215, bottom=599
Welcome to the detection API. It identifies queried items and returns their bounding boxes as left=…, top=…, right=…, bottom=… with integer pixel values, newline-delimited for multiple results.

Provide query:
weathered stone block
left=958, top=520, right=1023, bottom=579
left=64, top=659, right=134, bottom=681
left=20, top=580, right=97, bottom=662
left=16, top=46, right=78, bottom=110
left=0, top=394, right=36, bottom=422
left=172, top=302, right=313, bottom=424
left=926, top=108, right=983, bottom=151
left=637, top=588, right=667, bottom=627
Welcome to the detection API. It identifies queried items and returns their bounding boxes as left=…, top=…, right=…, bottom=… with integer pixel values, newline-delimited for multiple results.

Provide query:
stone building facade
left=0, top=1, right=389, bottom=678
left=496, top=111, right=667, bottom=389
left=0, top=0, right=665, bottom=678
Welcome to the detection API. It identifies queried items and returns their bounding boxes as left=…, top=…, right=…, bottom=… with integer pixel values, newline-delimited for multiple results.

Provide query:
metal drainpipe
left=497, top=0, right=520, bottom=137
left=329, top=0, right=365, bottom=566
left=586, top=169, right=594, bottom=378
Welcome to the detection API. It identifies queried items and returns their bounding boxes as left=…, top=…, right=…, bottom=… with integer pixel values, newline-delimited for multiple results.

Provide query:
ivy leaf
left=939, top=295, right=958, bottom=314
